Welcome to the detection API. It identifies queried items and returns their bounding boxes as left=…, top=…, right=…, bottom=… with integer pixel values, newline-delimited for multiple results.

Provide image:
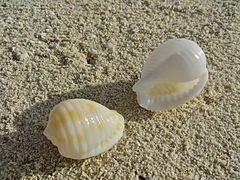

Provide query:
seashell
left=43, top=99, right=124, bottom=159
left=133, top=38, right=208, bottom=111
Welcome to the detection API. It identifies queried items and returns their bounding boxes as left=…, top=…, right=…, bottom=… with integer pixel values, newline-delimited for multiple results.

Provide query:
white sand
left=0, top=0, right=239, bottom=179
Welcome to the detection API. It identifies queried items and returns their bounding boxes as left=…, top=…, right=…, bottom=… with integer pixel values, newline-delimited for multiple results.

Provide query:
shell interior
left=145, top=78, right=200, bottom=97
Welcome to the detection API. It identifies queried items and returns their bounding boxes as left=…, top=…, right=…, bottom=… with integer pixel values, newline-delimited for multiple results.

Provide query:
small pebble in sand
left=120, top=18, right=129, bottom=26
left=11, top=47, right=29, bottom=61
left=47, top=11, right=57, bottom=19
left=105, top=42, right=114, bottom=49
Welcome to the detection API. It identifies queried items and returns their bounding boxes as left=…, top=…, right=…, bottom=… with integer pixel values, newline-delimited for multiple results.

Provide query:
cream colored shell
left=43, top=99, right=124, bottom=159
left=133, top=38, right=208, bottom=111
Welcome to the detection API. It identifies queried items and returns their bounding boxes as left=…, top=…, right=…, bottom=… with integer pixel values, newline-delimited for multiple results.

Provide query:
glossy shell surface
left=133, top=38, right=208, bottom=111
left=43, top=99, right=124, bottom=159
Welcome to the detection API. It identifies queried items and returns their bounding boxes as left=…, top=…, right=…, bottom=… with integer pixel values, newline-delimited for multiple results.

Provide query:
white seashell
left=43, top=99, right=124, bottom=159
left=133, top=38, right=208, bottom=111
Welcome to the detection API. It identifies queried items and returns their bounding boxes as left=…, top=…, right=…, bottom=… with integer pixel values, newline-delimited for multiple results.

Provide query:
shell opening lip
left=132, top=68, right=208, bottom=93
left=134, top=71, right=208, bottom=111
left=143, top=78, right=200, bottom=98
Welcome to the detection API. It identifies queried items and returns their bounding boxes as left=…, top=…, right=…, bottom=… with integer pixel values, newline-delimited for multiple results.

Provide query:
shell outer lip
left=134, top=70, right=208, bottom=111
left=132, top=68, right=208, bottom=93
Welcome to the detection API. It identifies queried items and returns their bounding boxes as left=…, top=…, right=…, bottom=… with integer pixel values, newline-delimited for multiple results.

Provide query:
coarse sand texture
left=0, top=0, right=239, bottom=179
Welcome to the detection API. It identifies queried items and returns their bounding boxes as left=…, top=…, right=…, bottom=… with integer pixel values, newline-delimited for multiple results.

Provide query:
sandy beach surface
left=0, top=0, right=239, bottom=179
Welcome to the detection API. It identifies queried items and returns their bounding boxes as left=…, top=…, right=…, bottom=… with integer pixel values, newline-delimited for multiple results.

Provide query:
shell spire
left=133, top=38, right=208, bottom=111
